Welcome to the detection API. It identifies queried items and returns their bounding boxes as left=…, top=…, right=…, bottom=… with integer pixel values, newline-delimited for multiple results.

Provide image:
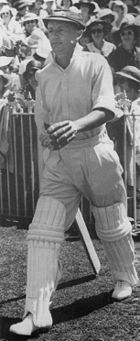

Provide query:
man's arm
left=45, top=108, right=113, bottom=149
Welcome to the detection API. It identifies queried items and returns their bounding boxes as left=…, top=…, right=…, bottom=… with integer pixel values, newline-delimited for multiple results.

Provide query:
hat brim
left=74, top=2, right=96, bottom=10
left=116, top=71, right=140, bottom=83
left=86, top=19, right=112, bottom=34
left=43, top=16, right=85, bottom=29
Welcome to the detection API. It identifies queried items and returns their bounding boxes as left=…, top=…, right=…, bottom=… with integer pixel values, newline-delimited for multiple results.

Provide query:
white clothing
left=86, top=40, right=116, bottom=57
left=35, top=51, right=115, bottom=140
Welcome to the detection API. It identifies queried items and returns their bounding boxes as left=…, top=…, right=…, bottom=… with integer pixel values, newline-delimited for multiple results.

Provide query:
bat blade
left=75, top=208, right=101, bottom=274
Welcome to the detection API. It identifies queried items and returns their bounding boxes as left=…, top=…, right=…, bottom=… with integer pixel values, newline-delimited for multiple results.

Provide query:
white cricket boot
left=9, top=313, right=38, bottom=336
left=112, top=280, right=132, bottom=300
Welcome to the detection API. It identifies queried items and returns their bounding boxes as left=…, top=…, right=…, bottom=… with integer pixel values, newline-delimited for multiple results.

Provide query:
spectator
left=22, top=58, right=42, bottom=99
left=0, top=0, right=8, bottom=11
left=0, top=55, right=13, bottom=72
left=45, top=0, right=56, bottom=16
left=21, top=12, right=50, bottom=55
left=60, top=0, right=73, bottom=9
left=108, top=20, right=139, bottom=71
left=109, top=0, right=128, bottom=30
left=29, top=0, right=47, bottom=31
left=75, top=0, right=100, bottom=47
left=107, top=65, right=140, bottom=196
left=0, top=69, right=9, bottom=97
left=98, top=8, right=117, bottom=25
left=74, top=0, right=100, bottom=24
left=98, top=8, right=117, bottom=43
left=0, top=5, right=24, bottom=44
left=85, top=18, right=116, bottom=57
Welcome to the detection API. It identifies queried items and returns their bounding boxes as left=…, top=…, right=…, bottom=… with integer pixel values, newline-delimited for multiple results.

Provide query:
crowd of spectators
left=0, top=0, right=140, bottom=195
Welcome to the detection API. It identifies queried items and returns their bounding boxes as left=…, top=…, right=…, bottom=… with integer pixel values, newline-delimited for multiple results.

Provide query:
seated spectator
left=0, top=69, right=9, bottom=98
left=21, top=12, right=50, bottom=55
left=74, top=0, right=100, bottom=24
left=109, top=0, right=128, bottom=30
left=0, top=24, right=13, bottom=53
left=0, top=54, right=21, bottom=91
left=0, top=5, right=24, bottom=44
left=98, top=8, right=118, bottom=42
left=0, top=69, right=14, bottom=173
left=12, top=0, right=35, bottom=19
left=107, top=20, right=139, bottom=71
left=22, top=58, right=42, bottom=99
left=0, top=0, right=8, bottom=11
left=29, top=0, right=47, bottom=31
left=76, top=0, right=100, bottom=47
left=98, top=8, right=117, bottom=26
left=60, top=0, right=73, bottom=9
left=59, top=0, right=80, bottom=12
left=44, top=0, right=56, bottom=16
left=21, top=12, right=39, bottom=37
left=84, top=18, right=116, bottom=57
left=30, top=0, right=45, bottom=15
left=0, top=55, right=14, bottom=72
left=107, top=65, right=140, bottom=196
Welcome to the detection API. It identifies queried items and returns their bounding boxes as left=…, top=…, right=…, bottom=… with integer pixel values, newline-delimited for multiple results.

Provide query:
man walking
left=10, top=9, right=138, bottom=336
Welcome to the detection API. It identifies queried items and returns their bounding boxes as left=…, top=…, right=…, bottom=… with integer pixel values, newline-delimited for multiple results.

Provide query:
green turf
left=0, top=225, right=140, bottom=341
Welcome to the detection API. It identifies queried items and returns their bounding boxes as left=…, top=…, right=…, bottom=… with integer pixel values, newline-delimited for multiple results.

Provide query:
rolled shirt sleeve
left=90, top=54, right=115, bottom=115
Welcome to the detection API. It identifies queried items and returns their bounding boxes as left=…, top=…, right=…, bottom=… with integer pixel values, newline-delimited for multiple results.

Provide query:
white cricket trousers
left=25, top=132, right=138, bottom=325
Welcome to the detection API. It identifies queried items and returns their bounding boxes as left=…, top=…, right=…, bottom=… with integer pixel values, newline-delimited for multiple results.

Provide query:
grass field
left=0, top=224, right=140, bottom=341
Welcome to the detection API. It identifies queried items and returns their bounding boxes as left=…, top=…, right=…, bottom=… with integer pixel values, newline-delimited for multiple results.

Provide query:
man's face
left=47, top=20, right=79, bottom=54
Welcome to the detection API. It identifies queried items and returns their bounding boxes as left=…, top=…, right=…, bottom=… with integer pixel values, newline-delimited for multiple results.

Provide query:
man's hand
left=45, top=120, right=78, bottom=149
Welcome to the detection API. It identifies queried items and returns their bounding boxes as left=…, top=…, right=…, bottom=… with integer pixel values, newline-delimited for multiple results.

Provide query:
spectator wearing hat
left=108, top=20, right=139, bottom=71
left=98, top=8, right=118, bottom=43
left=60, top=0, right=73, bottom=9
left=58, top=0, right=80, bottom=12
left=84, top=18, right=116, bottom=57
left=0, top=55, right=13, bottom=72
left=21, top=12, right=50, bottom=54
left=0, top=69, right=14, bottom=173
left=74, top=0, right=100, bottom=24
left=0, top=69, right=9, bottom=97
left=109, top=0, right=128, bottom=30
left=99, top=8, right=117, bottom=26
left=75, top=0, right=100, bottom=47
left=0, top=0, right=8, bottom=11
left=45, top=0, right=56, bottom=16
left=30, top=0, right=45, bottom=16
left=21, top=12, right=39, bottom=37
left=29, top=0, right=48, bottom=31
left=13, top=0, right=35, bottom=20
left=0, top=24, right=13, bottom=53
left=0, top=5, right=24, bottom=44
left=22, top=58, right=42, bottom=99
left=10, top=8, right=138, bottom=337
left=107, top=65, right=140, bottom=195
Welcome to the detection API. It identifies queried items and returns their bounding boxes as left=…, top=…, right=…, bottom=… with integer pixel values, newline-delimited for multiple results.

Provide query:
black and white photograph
left=0, top=0, right=140, bottom=340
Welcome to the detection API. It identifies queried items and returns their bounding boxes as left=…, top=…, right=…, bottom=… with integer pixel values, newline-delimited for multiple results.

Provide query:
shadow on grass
left=52, top=291, right=114, bottom=325
left=0, top=317, right=29, bottom=341
left=0, top=291, right=114, bottom=340
left=0, top=274, right=96, bottom=306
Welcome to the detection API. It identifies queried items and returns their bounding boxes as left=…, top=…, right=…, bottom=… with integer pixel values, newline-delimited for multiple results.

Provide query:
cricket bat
left=75, top=208, right=101, bottom=275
